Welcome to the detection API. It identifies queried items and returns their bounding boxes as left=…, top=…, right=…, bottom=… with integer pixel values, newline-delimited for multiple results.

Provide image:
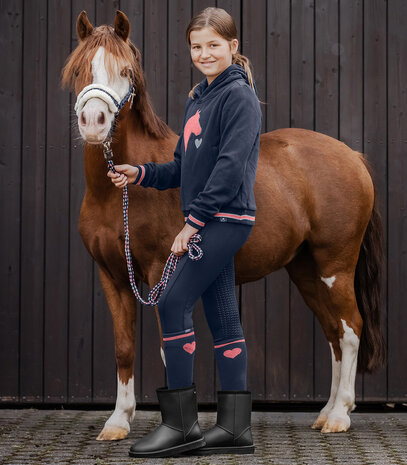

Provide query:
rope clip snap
left=103, top=139, right=114, bottom=161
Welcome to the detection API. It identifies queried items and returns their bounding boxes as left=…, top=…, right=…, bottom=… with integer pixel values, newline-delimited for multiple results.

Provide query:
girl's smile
left=190, top=27, right=238, bottom=85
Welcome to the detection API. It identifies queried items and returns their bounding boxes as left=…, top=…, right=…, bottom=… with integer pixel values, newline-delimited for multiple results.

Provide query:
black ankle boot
left=128, top=383, right=205, bottom=458
left=186, top=390, right=255, bottom=455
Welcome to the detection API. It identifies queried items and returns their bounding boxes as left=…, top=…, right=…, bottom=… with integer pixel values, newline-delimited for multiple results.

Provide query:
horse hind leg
left=286, top=245, right=361, bottom=433
left=319, top=303, right=361, bottom=433
left=311, top=246, right=363, bottom=433
left=312, top=341, right=341, bottom=429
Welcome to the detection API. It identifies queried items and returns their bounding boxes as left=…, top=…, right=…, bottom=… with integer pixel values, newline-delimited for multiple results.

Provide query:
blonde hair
left=185, top=7, right=257, bottom=100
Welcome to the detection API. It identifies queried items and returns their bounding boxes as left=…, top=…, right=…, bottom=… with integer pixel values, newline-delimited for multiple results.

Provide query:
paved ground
left=0, top=408, right=406, bottom=465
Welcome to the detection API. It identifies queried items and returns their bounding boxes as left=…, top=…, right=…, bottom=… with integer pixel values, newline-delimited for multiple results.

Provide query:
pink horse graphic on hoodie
left=183, top=110, right=202, bottom=152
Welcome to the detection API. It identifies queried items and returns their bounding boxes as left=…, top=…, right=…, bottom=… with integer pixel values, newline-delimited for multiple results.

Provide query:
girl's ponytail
left=231, top=52, right=255, bottom=91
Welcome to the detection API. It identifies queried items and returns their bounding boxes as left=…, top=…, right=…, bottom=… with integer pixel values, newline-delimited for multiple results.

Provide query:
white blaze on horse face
left=320, top=275, right=336, bottom=288
left=78, top=46, right=130, bottom=143
left=91, top=46, right=130, bottom=98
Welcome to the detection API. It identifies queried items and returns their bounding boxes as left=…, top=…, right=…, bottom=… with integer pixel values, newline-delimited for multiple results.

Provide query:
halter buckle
left=129, top=90, right=136, bottom=109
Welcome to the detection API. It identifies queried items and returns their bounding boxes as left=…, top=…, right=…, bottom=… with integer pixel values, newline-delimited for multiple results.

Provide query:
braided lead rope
left=106, top=159, right=203, bottom=306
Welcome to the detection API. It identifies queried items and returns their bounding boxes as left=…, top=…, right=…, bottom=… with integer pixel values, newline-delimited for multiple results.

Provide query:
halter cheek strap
left=74, top=81, right=136, bottom=117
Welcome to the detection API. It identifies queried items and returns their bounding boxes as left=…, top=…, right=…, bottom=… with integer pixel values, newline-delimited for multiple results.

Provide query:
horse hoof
left=312, top=414, right=328, bottom=429
left=321, top=414, right=350, bottom=433
left=96, top=425, right=129, bottom=441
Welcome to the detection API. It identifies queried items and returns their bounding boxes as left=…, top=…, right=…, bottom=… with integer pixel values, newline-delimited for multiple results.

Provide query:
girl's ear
left=76, top=10, right=93, bottom=41
left=231, top=38, right=239, bottom=54
left=114, top=10, right=130, bottom=42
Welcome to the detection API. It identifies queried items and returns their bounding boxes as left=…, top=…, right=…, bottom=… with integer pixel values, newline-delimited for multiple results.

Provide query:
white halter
left=74, top=81, right=136, bottom=117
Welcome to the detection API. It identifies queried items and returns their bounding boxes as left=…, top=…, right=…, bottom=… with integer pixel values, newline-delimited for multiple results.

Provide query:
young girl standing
left=108, top=7, right=262, bottom=458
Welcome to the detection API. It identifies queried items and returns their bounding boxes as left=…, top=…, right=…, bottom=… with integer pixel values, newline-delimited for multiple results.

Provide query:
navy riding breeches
left=158, top=220, right=253, bottom=390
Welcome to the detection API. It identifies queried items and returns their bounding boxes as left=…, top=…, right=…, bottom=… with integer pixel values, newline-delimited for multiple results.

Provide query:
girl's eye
left=193, top=44, right=218, bottom=50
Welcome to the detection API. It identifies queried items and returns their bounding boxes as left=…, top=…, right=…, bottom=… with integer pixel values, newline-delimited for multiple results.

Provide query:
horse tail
left=354, top=155, right=386, bottom=373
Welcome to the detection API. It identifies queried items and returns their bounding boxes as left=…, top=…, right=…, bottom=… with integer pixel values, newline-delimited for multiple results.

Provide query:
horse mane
left=61, top=25, right=171, bottom=139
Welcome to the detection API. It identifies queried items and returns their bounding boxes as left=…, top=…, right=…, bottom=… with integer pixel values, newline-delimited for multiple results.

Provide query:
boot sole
left=182, top=444, right=255, bottom=455
left=128, top=437, right=206, bottom=458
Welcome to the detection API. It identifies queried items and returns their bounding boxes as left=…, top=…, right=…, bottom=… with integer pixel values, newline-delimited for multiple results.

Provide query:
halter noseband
left=74, top=78, right=136, bottom=117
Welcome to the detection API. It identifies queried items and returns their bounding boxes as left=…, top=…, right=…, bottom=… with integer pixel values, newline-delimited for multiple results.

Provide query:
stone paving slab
left=0, top=409, right=406, bottom=465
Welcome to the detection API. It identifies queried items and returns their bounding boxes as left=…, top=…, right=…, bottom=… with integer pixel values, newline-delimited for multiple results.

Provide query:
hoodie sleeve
left=132, top=98, right=192, bottom=190
left=186, top=84, right=262, bottom=229
left=132, top=133, right=183, bottom=190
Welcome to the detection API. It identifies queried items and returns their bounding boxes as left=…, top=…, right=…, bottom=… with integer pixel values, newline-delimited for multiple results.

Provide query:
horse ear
left=114, top=10, right=130, bottom=42
left=76, top=10, right=93, bottom=41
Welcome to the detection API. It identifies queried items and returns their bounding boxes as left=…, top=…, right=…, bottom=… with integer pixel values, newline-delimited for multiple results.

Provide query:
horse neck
left=83, top=109, right=176, bottom=196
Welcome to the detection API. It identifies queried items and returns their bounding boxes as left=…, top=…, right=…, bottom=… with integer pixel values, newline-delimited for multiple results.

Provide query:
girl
left=108, top=7, right=262, bottom=458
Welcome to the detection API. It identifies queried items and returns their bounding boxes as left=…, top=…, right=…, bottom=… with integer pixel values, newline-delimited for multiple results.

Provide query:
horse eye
left=120, top=69, right=128, bottom=77
left=74, top=69, right=79, bottom=77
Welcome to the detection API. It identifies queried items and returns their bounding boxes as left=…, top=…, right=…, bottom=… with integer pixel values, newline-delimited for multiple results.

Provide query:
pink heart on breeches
left=223, top=348, right=242, bottom=359
left=183, top=342, right=196, bottom=354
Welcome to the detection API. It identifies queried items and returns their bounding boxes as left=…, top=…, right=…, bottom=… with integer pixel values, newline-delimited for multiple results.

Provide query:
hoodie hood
left=193, top=63, right=257, bottom=102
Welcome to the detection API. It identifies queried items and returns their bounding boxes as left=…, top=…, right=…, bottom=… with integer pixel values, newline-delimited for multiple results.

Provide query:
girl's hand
left=171, top=223, right=199, bottom=256
left=107, top=164, right=139, bottom=188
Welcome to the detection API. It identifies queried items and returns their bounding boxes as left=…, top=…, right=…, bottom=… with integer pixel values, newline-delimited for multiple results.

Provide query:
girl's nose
left=200, top=48, right=211, bottom=57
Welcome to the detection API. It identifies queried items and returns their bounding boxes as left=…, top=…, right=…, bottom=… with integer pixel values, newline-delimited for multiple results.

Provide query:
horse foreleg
left=96, top=267, right=137, bottom=441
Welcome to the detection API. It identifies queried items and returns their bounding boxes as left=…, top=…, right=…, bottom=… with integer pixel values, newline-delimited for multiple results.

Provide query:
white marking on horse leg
left=322, top=319, right=359, bottom=433
left=97, top=373, right=136, bottom=440
left=312, top=342, right=341, bottom=429
left=160, top=346, right=166, bottom=366
left=320, top=275, right=336, bottom=288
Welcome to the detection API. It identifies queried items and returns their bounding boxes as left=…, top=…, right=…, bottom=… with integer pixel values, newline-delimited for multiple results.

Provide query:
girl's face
left=190, top=27, right=238, bottom=85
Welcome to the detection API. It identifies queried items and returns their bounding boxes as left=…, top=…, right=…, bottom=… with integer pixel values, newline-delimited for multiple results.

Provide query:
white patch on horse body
left=104, top=374, right=136, bottom=431
left=320, top=275, right=336, bottom=288
left=325, top=319, right=359, bottom=427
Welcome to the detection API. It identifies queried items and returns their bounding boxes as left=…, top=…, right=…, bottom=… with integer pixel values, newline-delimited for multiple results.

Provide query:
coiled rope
left=106, top=157, right=203, bottom=306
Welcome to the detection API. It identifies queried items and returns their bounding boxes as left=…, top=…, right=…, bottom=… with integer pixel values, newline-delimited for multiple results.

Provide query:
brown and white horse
left=62, top=10, right=385, bottom=440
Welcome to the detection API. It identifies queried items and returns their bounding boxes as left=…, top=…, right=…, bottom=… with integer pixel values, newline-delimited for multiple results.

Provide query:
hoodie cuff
left=132, top=165, right=146, bottom=185
left=185, top=210, right=208, bottom=230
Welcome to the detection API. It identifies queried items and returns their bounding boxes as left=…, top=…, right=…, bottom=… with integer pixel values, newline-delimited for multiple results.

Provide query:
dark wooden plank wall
left=0, top=0, right=406, bottom=405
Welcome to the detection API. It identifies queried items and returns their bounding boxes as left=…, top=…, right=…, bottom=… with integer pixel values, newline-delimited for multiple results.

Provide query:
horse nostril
left=80, top=112, right=87, bottom=126
left=98, top=112, right=105, bottom=125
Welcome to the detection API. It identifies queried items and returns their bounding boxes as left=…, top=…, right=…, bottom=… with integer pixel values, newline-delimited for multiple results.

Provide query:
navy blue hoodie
left=132, top=63, right=262, bottom=230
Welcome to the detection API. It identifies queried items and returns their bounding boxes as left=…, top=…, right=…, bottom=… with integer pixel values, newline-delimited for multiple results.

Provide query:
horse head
left=62, top=11, right=147, bottom=144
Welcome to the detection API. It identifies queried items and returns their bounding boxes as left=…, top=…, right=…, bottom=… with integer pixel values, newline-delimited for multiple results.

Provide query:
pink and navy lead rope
left=106, top=159, right=203, bottom=306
